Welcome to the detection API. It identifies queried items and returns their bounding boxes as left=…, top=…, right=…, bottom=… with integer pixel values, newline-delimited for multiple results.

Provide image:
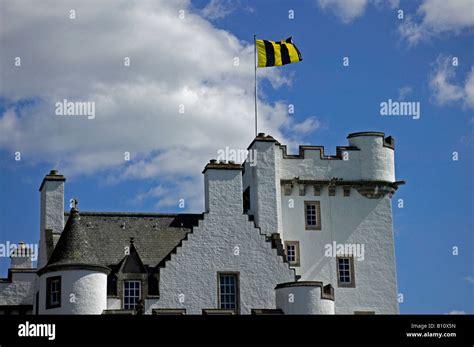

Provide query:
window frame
left=336, top=256, right=355, bottom=288
left=304, top=200, right=321, bottom=230
left=46, top=276, right=61, bottom=309
left=123, top=280, right=142, bottom=310
left=217, top=272, right=240, bottom=314
left=284, top=241, right=301, bottom=266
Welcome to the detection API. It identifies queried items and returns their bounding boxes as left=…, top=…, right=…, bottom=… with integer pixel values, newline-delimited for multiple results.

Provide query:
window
left=123, top=280, right=141, bottom=309
left=284, top=241, right=300, bottom=266
left=304, top=201, right=321, bottom=230
left=337, top=257, right=355, bottom=287
left=218, top=273, right=239, bottom=313
left=46, top=276, right=61, bottom=309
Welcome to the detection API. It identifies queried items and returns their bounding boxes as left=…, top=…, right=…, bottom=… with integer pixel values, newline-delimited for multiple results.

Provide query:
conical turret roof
left=38, top=207, right=110, bottom=275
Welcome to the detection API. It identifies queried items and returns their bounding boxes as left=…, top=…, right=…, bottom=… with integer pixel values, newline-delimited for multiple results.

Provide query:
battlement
left=242, top=132, right=401, bottom=235
left=269, top=132, right=396, bottom=183
left=279, top=144, right=360, bottom=160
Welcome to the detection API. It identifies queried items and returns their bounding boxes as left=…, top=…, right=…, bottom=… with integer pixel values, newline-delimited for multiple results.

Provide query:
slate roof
left=43, top=208, right=104, bottom=272
left=42, top=208, right=202, bottom=273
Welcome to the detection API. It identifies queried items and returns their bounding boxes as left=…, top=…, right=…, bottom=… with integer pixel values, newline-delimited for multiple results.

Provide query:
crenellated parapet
left=243, top=131, right=404, bottom=235
left=275, top=132, right=397, bottom=183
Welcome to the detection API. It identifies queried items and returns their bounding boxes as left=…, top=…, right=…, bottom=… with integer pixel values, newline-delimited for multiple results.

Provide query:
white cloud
left=316, top=0, right=399, bottom=23
left=318, top=0, right=368, bottom=23
left=464, top=69, right=474, bottom=108
left=132, top=179, right=203, bottom=210
left=447, top=310, right=465, bottom=315
left=291, top=117, right=321, bottom=134
left=465, top=276, right=474, bottom=284
left=0, top=0, right=303, bottom=211
left=399, top=0, right=474, bottom=46
left=200, top=0, right=235, bottom=20
left=429, top=55, right=474, bottom=109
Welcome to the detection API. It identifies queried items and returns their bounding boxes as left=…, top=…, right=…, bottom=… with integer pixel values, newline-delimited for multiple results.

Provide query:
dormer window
left=123, top=280, right=141, bottom=309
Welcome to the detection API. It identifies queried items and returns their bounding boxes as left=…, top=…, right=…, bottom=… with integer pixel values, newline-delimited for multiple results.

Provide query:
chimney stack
left=10, top=242, right=33, bottom=269
left=38, top=170, right=66, bottom=268
left=202, top=161, right=243, bottom=214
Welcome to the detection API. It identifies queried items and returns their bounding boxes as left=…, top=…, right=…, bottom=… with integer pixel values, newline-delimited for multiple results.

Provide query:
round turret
left=37, top=206, right=110, bottom=314
left=347, top=132, right=395, bottom=182
left=275, top=281, right=335, bottom=314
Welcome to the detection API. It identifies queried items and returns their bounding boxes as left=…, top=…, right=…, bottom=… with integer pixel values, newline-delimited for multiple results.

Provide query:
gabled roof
left=118, top=238, right=147, bottom=274
left=39, top=209, right=202, bottom=275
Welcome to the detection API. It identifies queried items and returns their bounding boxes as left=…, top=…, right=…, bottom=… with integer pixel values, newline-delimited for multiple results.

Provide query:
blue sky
left=0, top=0, right=473, bottom=314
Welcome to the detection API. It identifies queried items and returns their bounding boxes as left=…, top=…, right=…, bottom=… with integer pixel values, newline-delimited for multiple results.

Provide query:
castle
left=0, top=132, right=404, bottom=315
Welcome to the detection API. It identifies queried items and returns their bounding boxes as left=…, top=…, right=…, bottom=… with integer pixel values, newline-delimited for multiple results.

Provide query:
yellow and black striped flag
left=256, top=37, right=302, bottom=68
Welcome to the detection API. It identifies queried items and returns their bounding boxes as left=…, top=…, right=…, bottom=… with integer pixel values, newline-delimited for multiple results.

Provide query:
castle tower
left=243, top=132, right=403, bottom=314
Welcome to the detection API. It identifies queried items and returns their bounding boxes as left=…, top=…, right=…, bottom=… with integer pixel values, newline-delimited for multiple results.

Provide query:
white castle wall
left=107, top=297, right=121, bottom=310
left=0, top=271, right=36, bottom=306
left=38, top=270, right=107, bottom=314
left=150, top=166, right=295, bottom=314
left=280, top=186, right=398, bottom=313
left=275, top=283, right=334, bottom=314
left=243, top=140, right=281, bottom=235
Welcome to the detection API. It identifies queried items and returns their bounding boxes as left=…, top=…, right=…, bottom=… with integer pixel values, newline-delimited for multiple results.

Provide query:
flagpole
left=254, top=34, right=257, bottom=137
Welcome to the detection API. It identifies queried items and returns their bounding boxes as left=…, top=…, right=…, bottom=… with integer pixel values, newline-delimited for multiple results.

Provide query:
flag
left=256, top=37, right=302, bottom=68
